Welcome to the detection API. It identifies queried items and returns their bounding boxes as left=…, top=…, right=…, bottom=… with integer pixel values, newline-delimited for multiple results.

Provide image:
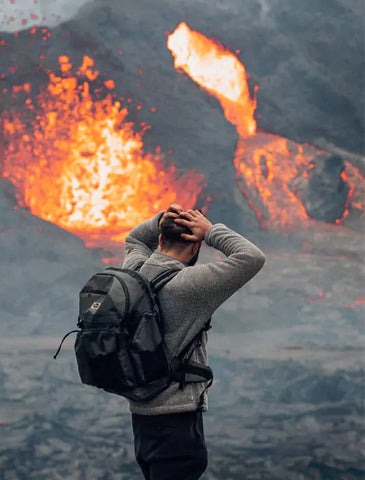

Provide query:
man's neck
left=160, top=249, right=189, bottom=263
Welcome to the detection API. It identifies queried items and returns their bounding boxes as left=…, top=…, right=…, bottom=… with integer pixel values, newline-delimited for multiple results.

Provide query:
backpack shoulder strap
left=150, top=270, right=179, bottom=292
left=176, top=317, right=212, bottom=362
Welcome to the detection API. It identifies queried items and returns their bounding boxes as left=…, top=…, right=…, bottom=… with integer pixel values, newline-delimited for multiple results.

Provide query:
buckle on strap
left=172, top=357, right=213, bottom=390
left=180, top=362, right=213, bottom=381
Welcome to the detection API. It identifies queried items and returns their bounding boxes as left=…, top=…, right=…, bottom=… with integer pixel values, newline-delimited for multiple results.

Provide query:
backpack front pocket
left=75, top=329, right=137, bottom=390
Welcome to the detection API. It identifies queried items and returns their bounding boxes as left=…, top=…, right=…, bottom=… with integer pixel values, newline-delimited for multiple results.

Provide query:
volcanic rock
left=0, top=177, right=106, bottom=337
left=300, top=154, right=350, bottom=223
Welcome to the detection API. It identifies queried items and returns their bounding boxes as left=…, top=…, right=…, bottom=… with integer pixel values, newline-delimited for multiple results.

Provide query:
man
left=123, top=204, right=265, bottom=480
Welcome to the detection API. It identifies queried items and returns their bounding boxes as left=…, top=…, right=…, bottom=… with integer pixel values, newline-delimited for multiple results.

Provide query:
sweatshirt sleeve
left=122, top=211, right=165, bottom=270
left=175, top=223, right=266, bottom=318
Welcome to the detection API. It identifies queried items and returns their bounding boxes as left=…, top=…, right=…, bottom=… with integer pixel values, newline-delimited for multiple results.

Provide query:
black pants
left=132, top=409, right=208, bottom=480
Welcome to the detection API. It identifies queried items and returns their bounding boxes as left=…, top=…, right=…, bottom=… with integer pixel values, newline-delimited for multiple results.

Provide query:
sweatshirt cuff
left=204, top=223, right=226, bottom=246
left=155, top=211, right=165, bottom=231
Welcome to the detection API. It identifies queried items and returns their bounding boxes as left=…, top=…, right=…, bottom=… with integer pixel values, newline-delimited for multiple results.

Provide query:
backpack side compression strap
left=175, top=361, right=213, bottom=383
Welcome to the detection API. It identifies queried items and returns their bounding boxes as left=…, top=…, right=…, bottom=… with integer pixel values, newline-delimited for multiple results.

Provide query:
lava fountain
left=167, top=21, right=256, bottom=139
left=167, top=22, right=364, bottom=231
left=1, top=55, right=204, bottom=248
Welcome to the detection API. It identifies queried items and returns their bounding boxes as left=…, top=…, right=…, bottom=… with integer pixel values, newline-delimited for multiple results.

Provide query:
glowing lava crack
left=1, top=56, right=204, bottom=248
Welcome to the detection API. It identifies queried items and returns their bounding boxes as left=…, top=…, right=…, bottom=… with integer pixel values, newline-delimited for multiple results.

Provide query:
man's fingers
left=193, top=210, right=204, bottom=217
left=177, top=211, right=194, bottom=220
left=159, top=211, right=178, bottom=229
left=167, top=204, right=183, bottom=214
left=174, top=217, right=191, bottom=226
left=186, top=209, right=200, bottom=217
left=180, top=233, right=199, bottom=241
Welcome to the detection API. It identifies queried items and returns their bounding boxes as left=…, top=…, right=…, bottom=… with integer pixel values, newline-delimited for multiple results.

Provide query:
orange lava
left=339, top=164, right=365, bottom=220
left=167, top=22, right=257, bottom=138
left=168, top=23, right=364, bottom=231
left=344, top=298, right=365, bottom=309
left=234, top=134, right=314, bottom=229
left=1, top=56, right=204, bottom=248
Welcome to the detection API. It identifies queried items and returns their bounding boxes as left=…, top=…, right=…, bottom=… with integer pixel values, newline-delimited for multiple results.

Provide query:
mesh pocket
left=75, top=330, right=136, bottom=390
left=129, top=313, right=170, bottom=382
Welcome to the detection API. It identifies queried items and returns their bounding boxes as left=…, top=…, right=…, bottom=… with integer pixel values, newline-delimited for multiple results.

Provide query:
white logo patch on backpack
left=90, top=302, right=101, bottom=311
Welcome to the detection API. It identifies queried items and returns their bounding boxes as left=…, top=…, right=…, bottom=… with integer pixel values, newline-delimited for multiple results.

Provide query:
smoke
left=0, top=0, right=93, bottom=32
left=256, top=0, right=272, bottom=19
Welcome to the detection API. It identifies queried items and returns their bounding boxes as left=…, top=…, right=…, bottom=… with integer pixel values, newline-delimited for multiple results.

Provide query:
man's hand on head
left=167, top=204, right=183, bottom=215
left=174, top=210, right=212, bottom=242
left=159, top=204, right=184, bottom=230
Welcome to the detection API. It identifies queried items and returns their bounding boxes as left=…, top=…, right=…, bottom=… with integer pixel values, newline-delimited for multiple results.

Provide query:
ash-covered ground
left=0, top=336, right=364, bottom=480
left=0, top=221, right=364, bottom=479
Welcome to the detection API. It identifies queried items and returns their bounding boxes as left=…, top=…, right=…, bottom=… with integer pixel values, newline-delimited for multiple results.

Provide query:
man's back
left=123, top=214, right=265, bottom=415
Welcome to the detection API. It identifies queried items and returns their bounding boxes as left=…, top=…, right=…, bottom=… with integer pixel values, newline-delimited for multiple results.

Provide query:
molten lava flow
left=345, top=298, right=365, bottom=309
left=167, top=22, right=257, bottom=138
left=339, top=163, right=365, bottom=222
left=168, top=23, right=365, bottom=231
left=1, top=56, right=204, bottom=248
left=234, top=135, right=365, bottom=230
left=234, top=134, right=313, bottom=230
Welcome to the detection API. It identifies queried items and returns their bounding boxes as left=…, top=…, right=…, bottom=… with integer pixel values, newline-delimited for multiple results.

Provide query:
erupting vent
left=167, top=22, right=364, bottom=231
left=1, top=23, right=364, bottom=248
left=1, top=56, right=204, bottom=248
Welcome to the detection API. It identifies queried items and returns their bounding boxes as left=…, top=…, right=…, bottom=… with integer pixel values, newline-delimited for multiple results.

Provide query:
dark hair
left=160, top=215, right=193, bottom=250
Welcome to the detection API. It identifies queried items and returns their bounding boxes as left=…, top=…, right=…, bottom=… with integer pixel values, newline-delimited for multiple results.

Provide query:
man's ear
left=192, top=241, right=201, bottom=255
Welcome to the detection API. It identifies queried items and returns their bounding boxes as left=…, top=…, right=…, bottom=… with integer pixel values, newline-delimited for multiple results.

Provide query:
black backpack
left=54, top=267, right=213, bottom=402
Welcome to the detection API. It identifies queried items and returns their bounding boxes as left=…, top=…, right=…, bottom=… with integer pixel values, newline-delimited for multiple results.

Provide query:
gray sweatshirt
left=122, top=212, right=265, bottom=415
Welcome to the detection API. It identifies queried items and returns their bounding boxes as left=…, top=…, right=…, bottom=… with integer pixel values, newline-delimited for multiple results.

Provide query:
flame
left=1, top=56, right=204, bottom=248
left=167, top=22, right=257, bottom=138
left=168, top=23, right=364, bottom=231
